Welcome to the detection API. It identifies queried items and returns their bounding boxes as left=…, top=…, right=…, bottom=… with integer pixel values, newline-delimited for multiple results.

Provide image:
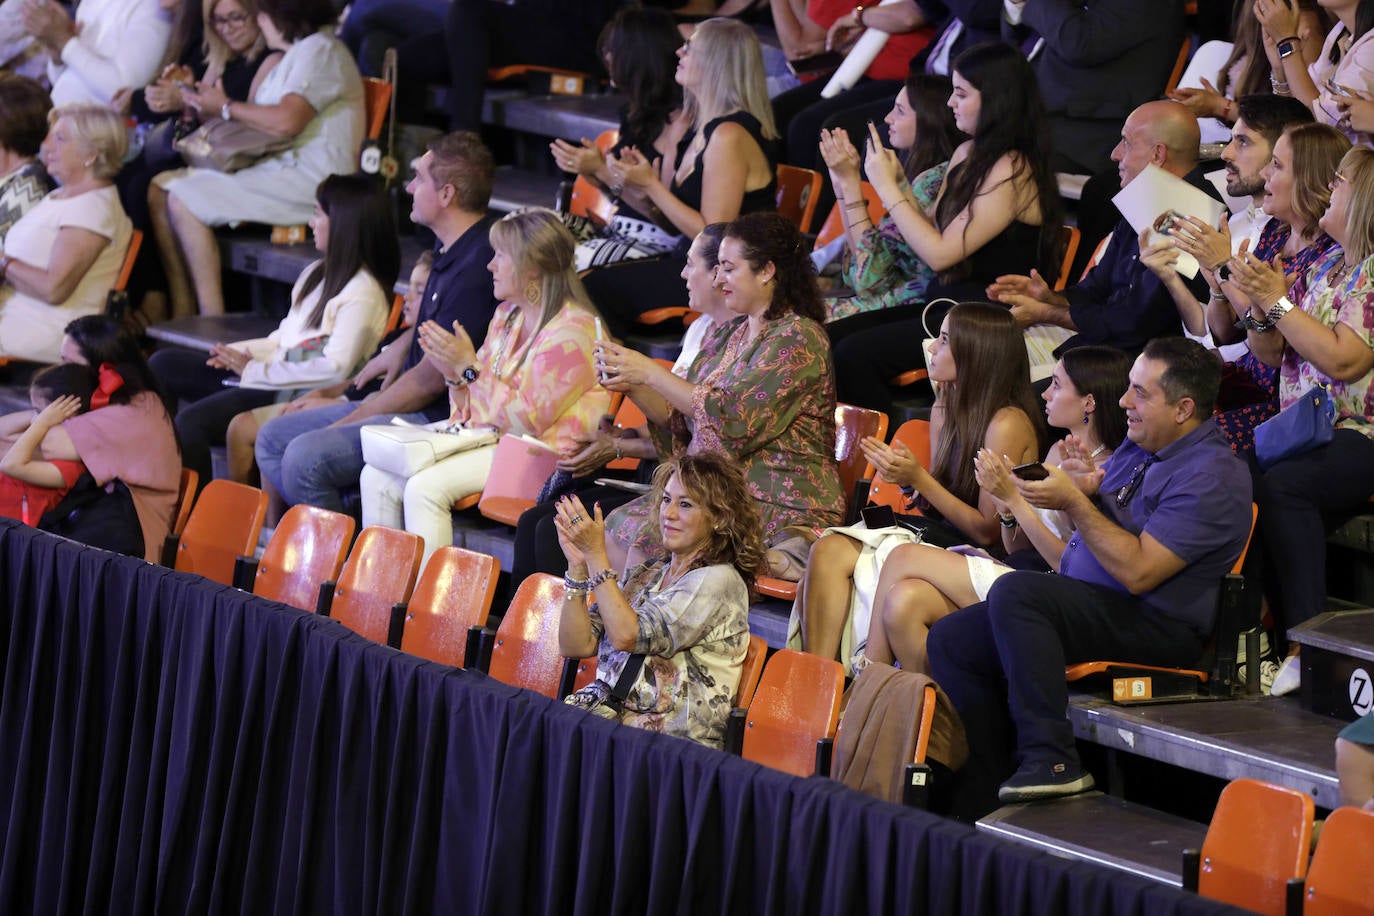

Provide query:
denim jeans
left=254, top=402, right=429, bottom=513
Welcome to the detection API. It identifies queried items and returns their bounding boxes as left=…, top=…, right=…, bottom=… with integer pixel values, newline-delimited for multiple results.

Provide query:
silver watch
left=221, top=101, right=232, bottom=121
left=1264, top=295, right=1296, bottom=325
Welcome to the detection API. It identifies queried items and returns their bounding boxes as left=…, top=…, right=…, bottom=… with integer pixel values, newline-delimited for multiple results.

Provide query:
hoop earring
left=524, top=280, right=541, bottom=305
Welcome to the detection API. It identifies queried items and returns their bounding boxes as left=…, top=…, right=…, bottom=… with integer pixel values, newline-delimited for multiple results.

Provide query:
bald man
left=987, top=101, right=1212, bottom=356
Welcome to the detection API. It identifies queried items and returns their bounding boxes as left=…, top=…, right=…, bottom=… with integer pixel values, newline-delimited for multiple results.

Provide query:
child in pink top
left=0, top=364, right=95, bottom=524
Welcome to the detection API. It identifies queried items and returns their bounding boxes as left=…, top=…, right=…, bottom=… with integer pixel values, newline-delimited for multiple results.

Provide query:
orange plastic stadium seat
left=1185, top=777, right=1314, bottom=915
left=740, top=649, right=844, bottom=777
left=172, top=479, right=267, bottom=585
left=399, top=546, right=500, bottom=667
left=325, top=525, right=424, bottom=645
left=1299, top=805, right=1374, bottom=914
left=251, top=504, right=355, bottom=611
left=487, top=572, right=595, bottom=698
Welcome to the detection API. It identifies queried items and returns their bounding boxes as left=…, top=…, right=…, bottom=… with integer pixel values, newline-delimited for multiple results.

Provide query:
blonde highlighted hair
left=48, top=104, right=127, bottom=180
left=488, top=207, right=599, bottom=333
left=1338, top=146, right=1374, bottom=264
left=681, top=18, right=777, bottom=140
left=202, top=0, right=269, bottom=82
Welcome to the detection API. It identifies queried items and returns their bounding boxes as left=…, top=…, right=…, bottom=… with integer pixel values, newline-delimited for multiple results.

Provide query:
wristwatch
left=445, top=365, right=480, bottom=388
left=1277, top=37, right=1299, bottom=59
left=221, top=101, right=233, bottom=121
left=1264, top=295, right=1296, bottom=325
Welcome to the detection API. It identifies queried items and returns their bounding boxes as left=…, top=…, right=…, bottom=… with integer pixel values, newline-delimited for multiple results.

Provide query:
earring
left=84, top=158, right=94, bottom=168
left=524, top=279, right=541, bottom=305
left=1083, top=409, right=1091, bottom=426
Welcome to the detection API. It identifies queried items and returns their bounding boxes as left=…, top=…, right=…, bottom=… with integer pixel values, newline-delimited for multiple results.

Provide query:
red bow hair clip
left=89, top=362, right=125, bottom=409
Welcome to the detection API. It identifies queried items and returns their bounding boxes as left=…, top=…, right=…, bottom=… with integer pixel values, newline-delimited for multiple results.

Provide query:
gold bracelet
left=889, top=197, right=914, bottom=212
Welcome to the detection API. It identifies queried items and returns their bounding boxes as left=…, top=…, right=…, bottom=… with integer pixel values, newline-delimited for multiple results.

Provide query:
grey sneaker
left=1271, top=655, right=1301, bottom=697
left=998, top=760, right=1095, bottom=803
left=1239, top=657, right=1281, bottom=694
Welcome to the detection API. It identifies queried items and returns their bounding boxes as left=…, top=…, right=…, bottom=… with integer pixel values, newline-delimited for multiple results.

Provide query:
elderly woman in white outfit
left=0, top=104, right=132, bottom=363
left=149, top=0, right=363, bottom=317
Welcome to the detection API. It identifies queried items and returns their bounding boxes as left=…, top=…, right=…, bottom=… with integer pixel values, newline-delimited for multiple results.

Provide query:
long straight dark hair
left=936, top=42, right=1064, bottom=284
left=298, top=174, right=400, bottom=330
left=934, top=303, right=1047, bottom=507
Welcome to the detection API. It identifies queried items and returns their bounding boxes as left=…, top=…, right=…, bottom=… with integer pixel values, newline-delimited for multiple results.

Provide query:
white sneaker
left=1271, top=655, right=1301, bottom=697
left=1236, top=630, right=1271, bottom=666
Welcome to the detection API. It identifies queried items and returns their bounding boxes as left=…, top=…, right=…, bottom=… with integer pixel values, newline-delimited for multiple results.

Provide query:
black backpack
left=38, top=472, right=145, bottom=559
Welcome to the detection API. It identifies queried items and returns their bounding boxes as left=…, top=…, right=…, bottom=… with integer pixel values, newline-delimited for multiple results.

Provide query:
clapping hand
left=183, top=79, right=228, bottom=116
left=1167, top=77, right=1231, bottom=121
left=607, top=147, right=659, bottom=192
left=1166, top=213, right=1232, bottom=273
left=556, top=431, right=616, bottom=477
left=553, top=494, right=608, bottom=569
left=819, top=126, right=862, bottom=193
left=21, top=0, right=75, bottom=53
left=550, top=137, right=603, bottom=176
left=418, top=319, right=477, bottom=381
left=1223, top=243, right=1288, bottom=311
left=862, top=120, right=906, bottom=200
left=973, top=448, right=1017, bottom=504
left=207, top=343, right=251, bottom=375
left=1138, top=226, right=1181, bottom=281
left=1057, top=434, right=1105, bottom=497
left=1014, top=462, right=1090, bottom=512
left=859, top=435, right=923, bottom=488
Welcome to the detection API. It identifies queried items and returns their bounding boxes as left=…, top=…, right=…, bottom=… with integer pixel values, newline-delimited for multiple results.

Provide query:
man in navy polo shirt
left=256, top=131, right=499, bottom=514
left=928, top=337, right=1252, bottom=817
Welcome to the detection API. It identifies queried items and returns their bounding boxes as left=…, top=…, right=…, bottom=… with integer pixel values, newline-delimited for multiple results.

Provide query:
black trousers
left=927, top=571, right=1203, bottom=820
left=149, top=348, right=277, bottom=489
left=1253, top=428, right=1374, bottom=636
left=511, top=483, right=639, bottom=591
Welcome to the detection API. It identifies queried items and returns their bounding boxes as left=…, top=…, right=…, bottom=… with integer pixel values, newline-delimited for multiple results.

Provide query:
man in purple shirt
left=927, top=338, right=1252, bottom=817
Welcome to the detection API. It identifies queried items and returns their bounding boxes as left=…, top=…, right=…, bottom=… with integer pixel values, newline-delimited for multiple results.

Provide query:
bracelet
left=221, top=100, right=232, bottom=122
left=1209, top=287, right=1227, bottom=301
left=844, top=199, right=869, bottom=211
left=564, top=572, right=591, bottom=593
left=586, top=568, right=616, bottom=590
left=998, top=512, right=1018, bottom=529
left=614, top=439, right=623, bottom=461
left=1271, top=75, right=1291, bottom=95
left=889, top=196, right=914, bottom=212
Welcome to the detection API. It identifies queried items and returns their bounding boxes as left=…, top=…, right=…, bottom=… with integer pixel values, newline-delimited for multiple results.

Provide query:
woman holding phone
left=830, top=42, right=1064, bottom=416
left=790, top=302, right=1046, bottom=673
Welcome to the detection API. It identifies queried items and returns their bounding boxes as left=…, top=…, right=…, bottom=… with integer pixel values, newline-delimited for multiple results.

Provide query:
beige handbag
left=174, top=118, right=293, bottom=172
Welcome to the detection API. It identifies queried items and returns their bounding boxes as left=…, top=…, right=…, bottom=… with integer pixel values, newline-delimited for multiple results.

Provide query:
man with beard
left=1214, top=94, right=1315, bottom=253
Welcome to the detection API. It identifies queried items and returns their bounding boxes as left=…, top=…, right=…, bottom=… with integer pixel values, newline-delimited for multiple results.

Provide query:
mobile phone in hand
left=1011, top=461, right=1049, bottom=481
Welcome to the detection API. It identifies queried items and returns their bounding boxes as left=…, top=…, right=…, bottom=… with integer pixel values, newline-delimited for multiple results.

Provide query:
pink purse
left=482, top=434, right=560, bottom=501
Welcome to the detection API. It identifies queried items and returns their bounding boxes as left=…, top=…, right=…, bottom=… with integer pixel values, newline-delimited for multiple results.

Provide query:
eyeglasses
left=1329, top=172, right=1349, bottom=191
left=1115, top=455, right=1158, bottom=508
left=210, top=12, right=251, bottom=28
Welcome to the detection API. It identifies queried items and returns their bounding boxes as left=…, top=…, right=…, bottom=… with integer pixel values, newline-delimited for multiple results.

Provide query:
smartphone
left=1012, top=461, right=1049, bottom=481
left=593, top=316, right=607, bottom=383
left=861, top=504, right=897, bottom=529
left=1327, top=79, right=1359, bottom=99
left=173, top=80, right=194, bottom=92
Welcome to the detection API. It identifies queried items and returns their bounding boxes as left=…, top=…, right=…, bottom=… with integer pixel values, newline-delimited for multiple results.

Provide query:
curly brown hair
left=723, top=212, right=825, bottom=324
left=646, top=452, right=766, bottom=591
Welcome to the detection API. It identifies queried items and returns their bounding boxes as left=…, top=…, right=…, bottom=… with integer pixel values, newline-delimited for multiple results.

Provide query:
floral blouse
left=826, top=162, right=947, bottom=324
left=565, top=561, right=749, bottom=748
left=449, top=300, right=610, bottom=451
left=1280, top=247, right=1374, bottom=438
left=1214, top=222, right=1338, bottom=454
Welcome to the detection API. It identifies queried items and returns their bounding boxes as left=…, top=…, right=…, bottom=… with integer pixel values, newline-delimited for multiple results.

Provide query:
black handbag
left=37, top=472, right=145, bottom=558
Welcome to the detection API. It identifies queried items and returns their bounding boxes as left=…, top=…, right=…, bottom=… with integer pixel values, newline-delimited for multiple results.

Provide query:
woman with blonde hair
left=581, top=17, right=781, bottom=337
left=0, top=104, right=132, bottom=363
left=360, top=208, right=610, bottom=562
left=1224, top=143, right=1374, bottom=696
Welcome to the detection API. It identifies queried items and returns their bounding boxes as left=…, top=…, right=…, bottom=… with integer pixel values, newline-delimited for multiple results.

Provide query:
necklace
left=1089, top=443, right=1106, bottom=459
left=1328, top=255, right=1354, bottom=290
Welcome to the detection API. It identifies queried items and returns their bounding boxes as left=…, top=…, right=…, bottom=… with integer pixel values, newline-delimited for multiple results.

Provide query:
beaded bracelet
left=586, top=568, right=616, bottom=589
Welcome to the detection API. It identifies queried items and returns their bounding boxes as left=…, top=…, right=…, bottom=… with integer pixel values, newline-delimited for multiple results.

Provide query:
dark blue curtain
left=0, top=519, right=1248, bottom=915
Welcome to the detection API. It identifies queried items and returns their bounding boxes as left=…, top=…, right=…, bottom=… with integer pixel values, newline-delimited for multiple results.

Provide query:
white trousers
left=360, top=443, right=497, bottom=563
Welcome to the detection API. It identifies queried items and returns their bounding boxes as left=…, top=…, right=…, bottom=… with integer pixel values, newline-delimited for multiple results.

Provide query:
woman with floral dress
left=1223, top=144, right=1374, bottom=696
left=555, top=453, right=764, bottom=748
left=592, top=212, right=843, bottom=572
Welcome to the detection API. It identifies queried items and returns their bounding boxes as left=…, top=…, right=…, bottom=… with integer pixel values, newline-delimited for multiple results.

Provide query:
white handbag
left=360, top=420, right=498, bottom=477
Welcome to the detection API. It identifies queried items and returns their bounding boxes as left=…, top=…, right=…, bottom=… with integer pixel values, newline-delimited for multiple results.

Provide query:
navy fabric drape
left=0, top=519, right=1248, bottom=915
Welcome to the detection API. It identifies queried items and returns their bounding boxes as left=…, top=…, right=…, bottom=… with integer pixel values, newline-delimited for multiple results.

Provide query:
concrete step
left=491, top=165, right=562, bottom=213
left=1289, top=608, right=1374, bottom=721
left=1069, top=692, right=1342, bottom=808
left=977, top=792, right=1207, bottom=886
